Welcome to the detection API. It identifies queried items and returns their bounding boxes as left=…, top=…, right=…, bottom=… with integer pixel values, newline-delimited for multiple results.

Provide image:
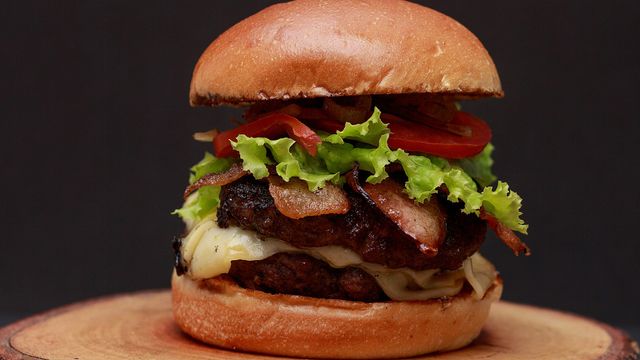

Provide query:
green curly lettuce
left=188, top=152, right=233, bottom=184
left=324, top=108, right=389, bottom=146
left=395, top=150, right=527, bottom=233
left=318, top=108, right=396, bottom=183
left=318, top=133, right=395, bottom=184
left=453, top=143, right=497, bottom=187
left=172, top=186, right=221, bottom=222
left=232, top=135, right=340, bottom=190
left=174, top=109, right=528, bottom=234
left=173, top=153, right=232, bottom=222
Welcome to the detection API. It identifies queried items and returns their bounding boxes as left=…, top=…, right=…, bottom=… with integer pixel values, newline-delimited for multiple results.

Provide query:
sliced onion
left=244, top=101, right=291, bottom=122
left=272, top=104, right=302, bottom=117
left=381, top=112, right=472, bottom=137
left=323, top=96, right=372, bottom=124
left=268, top=176, right=350, bottom=219
left=245, top=103, right=330, bottom=125
left=183, top=163, right=248, bottom=199
left=417, top=99, right=457, bottom=123
left=192, top=129, right=219, bottom=142
left=378, top=95, right=472, bottom=137
left=429, top=120, right=473, bottom=137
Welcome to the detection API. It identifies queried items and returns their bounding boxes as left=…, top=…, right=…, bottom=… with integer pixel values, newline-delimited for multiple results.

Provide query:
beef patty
left=229, top=253, right=387, bottom=302
left=217, top=177, right=486, bottom=271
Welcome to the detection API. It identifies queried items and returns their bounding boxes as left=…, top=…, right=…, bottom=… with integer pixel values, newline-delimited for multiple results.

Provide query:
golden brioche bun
left=172, top=272, right=503, bottom=359
left=190, top=0, right=503, bottom=106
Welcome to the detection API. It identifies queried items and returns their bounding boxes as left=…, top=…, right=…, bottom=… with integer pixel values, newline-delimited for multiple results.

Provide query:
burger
left=171, top=0, right=529, bottom=358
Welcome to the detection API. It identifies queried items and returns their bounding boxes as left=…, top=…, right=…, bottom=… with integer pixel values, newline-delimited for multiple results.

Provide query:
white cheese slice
left=180, top=215, right=496, bottom=301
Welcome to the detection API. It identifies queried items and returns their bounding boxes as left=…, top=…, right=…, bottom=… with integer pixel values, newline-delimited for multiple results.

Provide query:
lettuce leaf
left=172, top=186, right=220, bottom=222
left=324, top=108, right=388, bottom=146
left=188, top=152, right=233, bottom=184
left=318, top=133, right=395, bottom=184
left=480, top=182, right=528, bottom=233
left=175, top=109, right=527, bottom=233
left=317, top=108, right=396, bottom=183
left=454, top=143, right=497, bottom=187
left=395, top=150, right=527, bottom=234
left=394, top=150, right=447, bottom=202
left=173, top=153, right=232, bottom=222
left=232, top=135, right=340, bottom=190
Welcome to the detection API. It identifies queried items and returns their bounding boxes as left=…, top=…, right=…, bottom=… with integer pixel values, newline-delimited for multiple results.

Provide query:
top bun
left=190, top=0, right=503, bottom=106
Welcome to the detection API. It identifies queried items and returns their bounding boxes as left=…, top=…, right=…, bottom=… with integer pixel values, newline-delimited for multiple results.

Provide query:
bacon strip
left=267, top=176, right=350, bottom=219
left=346, top=168, right=445, bottom=256
left=480, top=210, right=531, bottom=256
left=183, top=163, right=249, bottom=199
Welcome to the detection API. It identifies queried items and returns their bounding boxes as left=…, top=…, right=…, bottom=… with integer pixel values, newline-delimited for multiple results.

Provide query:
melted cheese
left=180, top=215, right=496, bottom=301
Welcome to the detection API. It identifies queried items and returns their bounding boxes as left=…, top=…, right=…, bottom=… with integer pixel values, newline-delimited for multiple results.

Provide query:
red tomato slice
left=382, top=112, right=492, bottom=159
left=302, top=111, right=491, bottom=159
left=214, top=113, right=322, bottom=157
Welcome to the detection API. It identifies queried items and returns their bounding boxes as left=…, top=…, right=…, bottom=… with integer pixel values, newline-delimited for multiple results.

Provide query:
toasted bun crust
left=172, top=272, right=503, bottom=359
left=190, top=0, right=503, bottom=106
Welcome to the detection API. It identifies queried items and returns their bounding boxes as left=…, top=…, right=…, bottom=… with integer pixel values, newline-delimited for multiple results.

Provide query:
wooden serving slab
left=0, top=290, right=637, bottom=360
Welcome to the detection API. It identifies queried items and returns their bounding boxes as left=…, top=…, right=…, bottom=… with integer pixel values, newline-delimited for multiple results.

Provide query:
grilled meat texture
left=229, top=253, right=387, bottom=302
left=217, top=177, right=486, bottom=270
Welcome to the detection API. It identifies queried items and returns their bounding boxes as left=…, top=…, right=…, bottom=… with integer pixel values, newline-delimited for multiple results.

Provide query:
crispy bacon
left=183, top=163, right=249, bottom=199
left=480, top=210, right=531, bottom=256
left=346, top=168, right=445, bottom=256
left=267, top=176, right=350, bottom=219
left=363, top=180, right=445, bottom=256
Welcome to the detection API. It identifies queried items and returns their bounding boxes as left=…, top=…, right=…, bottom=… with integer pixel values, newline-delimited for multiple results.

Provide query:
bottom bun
left=172, top=272, right=503, bottom=359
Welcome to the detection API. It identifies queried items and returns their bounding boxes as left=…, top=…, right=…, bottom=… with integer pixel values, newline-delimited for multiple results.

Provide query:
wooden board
left=0, top=290, right=637, bottom=360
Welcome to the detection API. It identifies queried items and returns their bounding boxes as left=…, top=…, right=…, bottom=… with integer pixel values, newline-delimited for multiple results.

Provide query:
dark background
left=2, top=0, right=639, bottom=333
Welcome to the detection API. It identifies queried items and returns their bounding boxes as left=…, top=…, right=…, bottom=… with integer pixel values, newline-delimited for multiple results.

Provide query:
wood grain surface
left=0, top=290, right=637, bottom=360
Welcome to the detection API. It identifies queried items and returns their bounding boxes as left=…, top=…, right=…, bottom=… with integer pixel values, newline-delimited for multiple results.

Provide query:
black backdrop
left=2, top=1, right=639, bottom=327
